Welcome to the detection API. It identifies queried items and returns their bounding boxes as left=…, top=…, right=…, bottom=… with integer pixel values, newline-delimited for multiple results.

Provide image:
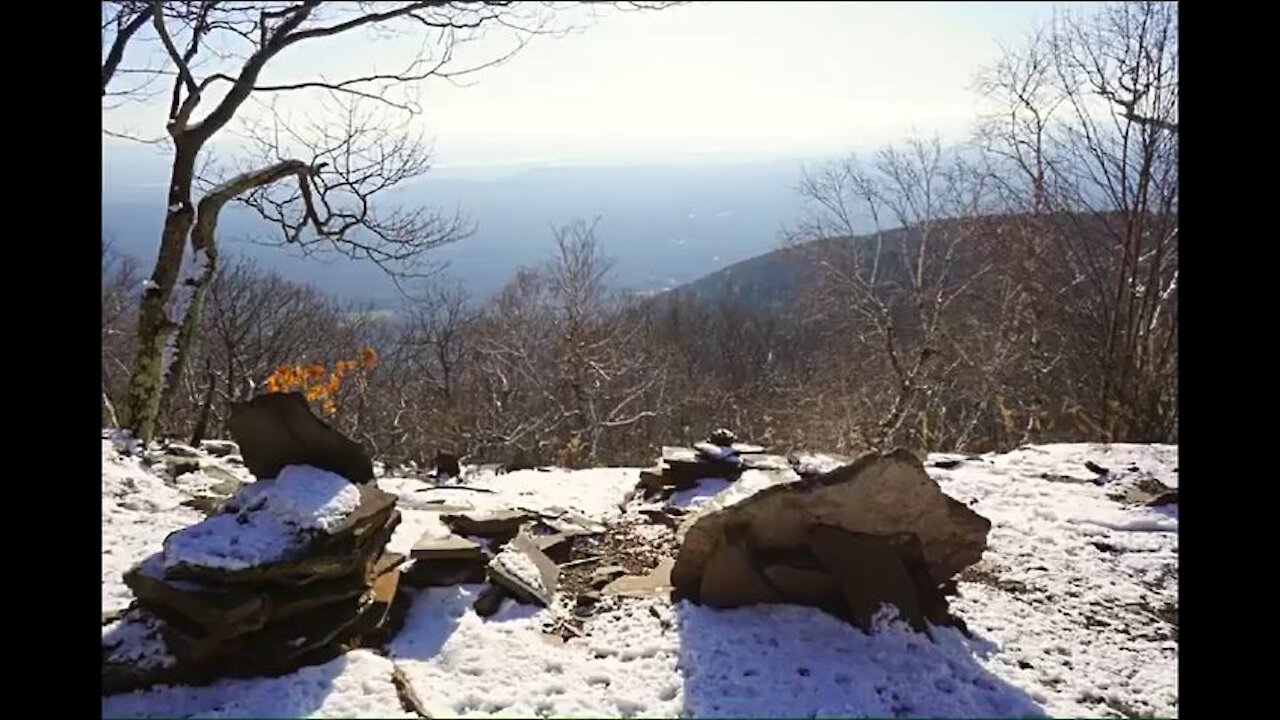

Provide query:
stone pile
left=404, top=504, right=609, bottom=617
left=103, top=393, right=408, bottom=695
left=670, top=448, right=992, bottom=633
left=636, top=428, right=791, bottom=501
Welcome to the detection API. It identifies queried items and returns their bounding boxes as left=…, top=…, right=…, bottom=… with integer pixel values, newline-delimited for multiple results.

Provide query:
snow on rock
left=161, top=465, right=362, bottom=572
left=792, top=452, right=849, bottom=476
left=101, top=650, right=412, bottom=719
left=667, top=477, right=734, bottom=510
left=102, top=439, right=204, bottom=614
left=103, top=610, right=177, bottom=672
left=378, top=467, right=639, bottom=527
left=698, top=467, right=801, bottom=512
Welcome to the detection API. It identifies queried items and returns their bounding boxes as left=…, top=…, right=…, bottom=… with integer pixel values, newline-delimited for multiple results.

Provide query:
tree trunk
left=125, top=144, right=198, bottom=442
left=190, top=359, right=216, bottom=446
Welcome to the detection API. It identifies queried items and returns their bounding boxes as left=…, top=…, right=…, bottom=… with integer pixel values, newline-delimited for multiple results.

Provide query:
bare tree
left=105, top=1, right=676, bottom=442
left=787, top=138, right=999, bottom=451
left=103, top=240, right=142, bottom=428
left=977, top=1, right=1178, bottom=441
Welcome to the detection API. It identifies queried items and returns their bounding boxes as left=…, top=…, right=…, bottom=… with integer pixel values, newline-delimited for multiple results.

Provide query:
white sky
left=104, top=1, right=1100, bottom=169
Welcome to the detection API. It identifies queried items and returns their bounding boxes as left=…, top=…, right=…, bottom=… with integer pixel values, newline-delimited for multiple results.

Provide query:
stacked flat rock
left=104, top=393, right=407, bottom=695
left=636, top=430, right=789, bottom=500
left=671, top=449, right=992, bottom=634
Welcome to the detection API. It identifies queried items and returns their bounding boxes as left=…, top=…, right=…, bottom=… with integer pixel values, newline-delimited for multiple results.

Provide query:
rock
left=441, top=509, right=538, bottom=541
left=932, top=458, right=965, bottom=470
left=602, top=558, right=675, bottom=599
left=199, top=463, right=244, bottom=489
left=739, top=454, right=792, bottom=471
left=535, top=532, right=577, bottom=564
left=472, top=584, right=510, bottom=618
left=410, top=534, right=486, bottom=562
left=163, top=484, right=400, bottom=586
left=126, top=547, right=403, bottom=640
left=181, top=495, right=228, bottom=517
left=577, top=590, right=601, bottom=606
left=164, top=443, right=203, bottom=458
left=1084, top=460, right=1111, bottom=476
left=401, top=558, right=488, bottom=587
left=669, top=450, right=989, bottom=630
left=673, top=449, right=990, bottom=599
left=488, top=534, right=559, bottom=606
left=167, top=457, right=203, bottom=478
left=226, top=392, right=374, bottom=484
left=694, top=441, right=741, bottom=463
left=640, top=508, right=680, bottom=528
left=539, top=509, right=609, bottom=536
left=708, top=428, right=737, bottom=446
left=1107, top=474, right=1177, bottom=506
left=699, top=539, right=779, bottom=607
left=434, top=452, right=462, bottom=479
left=662, top=446, right=744, bottom=489
left=761, top=562, right=842, bottom=608
left=589, top=565, right=627, bottom=589
left=200, top=440, right=240, bottom=457
left=807, top=525, right=946, bottom=632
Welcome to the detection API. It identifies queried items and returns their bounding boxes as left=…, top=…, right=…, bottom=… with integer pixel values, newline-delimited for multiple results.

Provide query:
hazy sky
left=104, top=1, right=1096, bottom=170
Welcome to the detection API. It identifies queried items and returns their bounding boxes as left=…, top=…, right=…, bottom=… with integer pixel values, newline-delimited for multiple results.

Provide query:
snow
left=930, top=444, right=1178, bottom=717
left=668, top=478, right=734, bottom=509
left=162, top=466, right=362, bottom=572
left=102, top=439, right=204, bottom=614
left=104, top=437, right=1178, bottom=718
left=102, top=650, right=412, bottom=719
left=693, top=442, right=739, bottom=463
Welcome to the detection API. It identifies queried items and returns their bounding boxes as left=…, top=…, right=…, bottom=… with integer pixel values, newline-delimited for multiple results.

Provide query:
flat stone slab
left=603, top=557, right=675, bottom=599
left=410, top=534, right=486, bottom=562
left=441, top=509, right=538, bottom=539
left=488, top=534, right=559, bottom=606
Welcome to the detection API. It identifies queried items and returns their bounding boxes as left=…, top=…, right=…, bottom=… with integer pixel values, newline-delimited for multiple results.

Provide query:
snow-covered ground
left=102, top=438, right=1177, bottom=718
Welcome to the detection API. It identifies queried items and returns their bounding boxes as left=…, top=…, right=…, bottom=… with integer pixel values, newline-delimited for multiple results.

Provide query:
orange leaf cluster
left=264, top=347, right=378, bottom=415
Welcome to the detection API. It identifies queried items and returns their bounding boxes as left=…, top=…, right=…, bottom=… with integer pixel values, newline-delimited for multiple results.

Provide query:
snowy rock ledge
left=162, top=465, right=365, bottom=575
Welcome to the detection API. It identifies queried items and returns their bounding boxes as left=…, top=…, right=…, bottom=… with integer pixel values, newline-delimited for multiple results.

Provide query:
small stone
left=1084, top=460, right=1111, bottom=476
left=589, top=565, right=627, bottom=589
left=708, top=428, right=737, bottom=446
left=473, top=584, right=509, bottom=618
left=199, top=440, right=240, bottom=457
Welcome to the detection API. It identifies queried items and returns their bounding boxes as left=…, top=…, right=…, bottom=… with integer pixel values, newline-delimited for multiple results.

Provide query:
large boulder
left=671, top=449, right=990, bottom=631
left=227, top=392, right=374, bottom=484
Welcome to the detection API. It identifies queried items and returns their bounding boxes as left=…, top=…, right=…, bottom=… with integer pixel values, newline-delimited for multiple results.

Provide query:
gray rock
left=411, top=533, right=486, bottom=562
left=472, top=584, right=510, bottom=617
left=441, top=509, right=538, bottom=541
left=226, top=392, right=374, bottom=484
left=487, top=534, right=559, bottom=606
left=670, top=449, right=989, bottom=629
left=673, top=449, right=990, bottom=595
left=200, top=440, right=240, bottom=457
left=602, top=558, right=675, bottom=599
